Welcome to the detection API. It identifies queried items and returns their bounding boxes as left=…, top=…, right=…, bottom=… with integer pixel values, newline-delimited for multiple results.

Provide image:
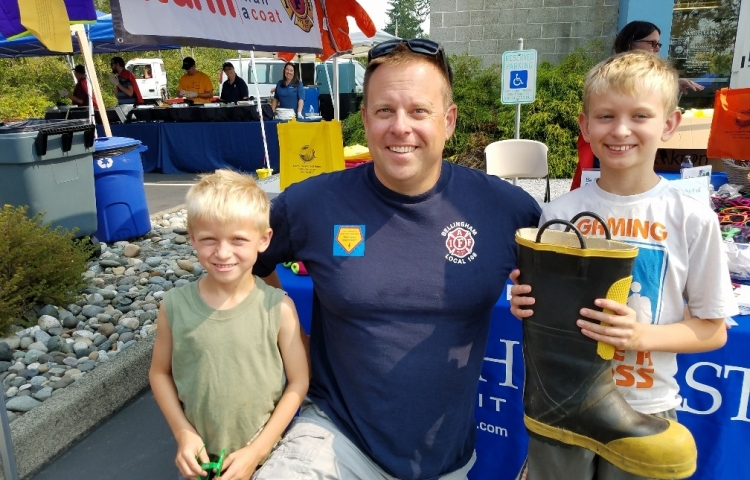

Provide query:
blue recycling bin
left=92, top=137, right=151, bottom=243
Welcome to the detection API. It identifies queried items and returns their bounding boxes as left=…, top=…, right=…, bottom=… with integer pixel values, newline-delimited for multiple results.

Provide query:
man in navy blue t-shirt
left=219, top=61, right=249, bottom=103
left=253, top=39, right=541, bottom=480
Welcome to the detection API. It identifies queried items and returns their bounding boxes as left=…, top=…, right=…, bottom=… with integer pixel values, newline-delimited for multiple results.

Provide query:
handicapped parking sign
left=510, top=70, right=527, bottom=89
left=502, top=49, right=537, bottom=104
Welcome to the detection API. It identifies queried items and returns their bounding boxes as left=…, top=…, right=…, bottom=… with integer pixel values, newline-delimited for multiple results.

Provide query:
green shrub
left=0, top=86, right=52, bottom=121
left=0, top=205, right=92, bottom=333
left=341, top=44, right=606, bottom=179
left=342, top=110, right=367, bottom=147
left=446, top=54, right=504, bottom=161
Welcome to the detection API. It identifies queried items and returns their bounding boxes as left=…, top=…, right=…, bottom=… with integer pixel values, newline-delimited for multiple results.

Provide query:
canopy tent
left=238, top=28, right=399, bottom=61
left=109, top=0, right=327, bottom=173
left=108, top=0, right=382, bottom=113
left=110, top=0, right=322, bottom=54
left=235, top=27, right=398, bottom=118
left=0, top=11, right=180, bottom=58
left=0, top=0, right=96, bottom=40
left=348, top=29, right=399, bottom=58
left=0, top=9, right=179, bottom=137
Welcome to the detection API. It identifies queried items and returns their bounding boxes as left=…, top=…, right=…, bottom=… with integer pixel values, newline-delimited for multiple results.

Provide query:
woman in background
left=271, top=62, right=305, bottom=119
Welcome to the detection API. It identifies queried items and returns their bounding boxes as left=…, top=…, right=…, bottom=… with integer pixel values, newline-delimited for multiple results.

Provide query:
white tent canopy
left=111, top=0, right=322, bottom=54
left=238, top=28, right=399, bottom=61
left=347, top=29, right=399, bottom=58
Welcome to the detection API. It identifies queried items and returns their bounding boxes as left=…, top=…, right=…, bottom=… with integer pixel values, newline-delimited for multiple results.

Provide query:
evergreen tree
left=383, top=0, right=429, bottom=39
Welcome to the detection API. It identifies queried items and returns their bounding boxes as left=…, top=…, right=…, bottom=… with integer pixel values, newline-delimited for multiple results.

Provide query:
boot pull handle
left=565, top=211, right=612, bottom=240
left=536, top=219, right=587, bottom=249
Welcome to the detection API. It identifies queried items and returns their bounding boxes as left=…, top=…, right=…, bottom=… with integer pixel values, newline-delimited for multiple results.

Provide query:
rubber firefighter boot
left=515, top=219, right=697, bottom=479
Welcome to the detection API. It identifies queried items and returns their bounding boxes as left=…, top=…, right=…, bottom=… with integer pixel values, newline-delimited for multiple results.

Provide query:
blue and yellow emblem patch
left=333, top=225, right=365, bottom=256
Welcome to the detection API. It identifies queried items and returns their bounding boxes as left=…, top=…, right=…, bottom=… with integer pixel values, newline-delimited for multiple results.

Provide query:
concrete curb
left=8, top=336, right=155, bottom=480
left=5, top=205, right=186, bottom=480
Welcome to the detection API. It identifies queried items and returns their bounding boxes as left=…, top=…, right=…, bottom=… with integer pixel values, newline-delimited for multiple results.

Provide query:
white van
left=125, top=58, right=169, bottom=103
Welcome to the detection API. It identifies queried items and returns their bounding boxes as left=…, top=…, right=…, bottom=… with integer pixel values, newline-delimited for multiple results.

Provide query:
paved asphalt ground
left=30, top=390, right=177, bottom=480
left=142, top=173, right=200, bottom=214
left=30, top=173, right=199, bottom=480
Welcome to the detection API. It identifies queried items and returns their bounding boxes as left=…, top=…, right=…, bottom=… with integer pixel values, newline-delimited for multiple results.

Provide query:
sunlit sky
left=347, top=0, right=430, bottom=34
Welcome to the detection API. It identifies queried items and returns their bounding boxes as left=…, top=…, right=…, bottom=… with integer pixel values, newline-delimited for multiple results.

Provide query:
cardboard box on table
left=655, top=115, right=725, bottom=172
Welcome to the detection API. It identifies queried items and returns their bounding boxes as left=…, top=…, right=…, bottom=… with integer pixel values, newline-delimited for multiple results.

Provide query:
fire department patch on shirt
left=442, top=221, right=478, bottom=264
left=333, top=225, right=365, bottom=256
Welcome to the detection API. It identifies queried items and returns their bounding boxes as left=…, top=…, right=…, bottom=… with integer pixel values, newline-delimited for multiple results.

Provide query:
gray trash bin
left=0, top=119, right=97, bottom=237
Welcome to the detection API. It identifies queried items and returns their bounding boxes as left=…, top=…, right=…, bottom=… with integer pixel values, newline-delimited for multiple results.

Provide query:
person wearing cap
left=109, top=56, right=143, bottom=105
left=219, top=62, right=249, bottom=103
left=59, top=64, right=98, bottom=109
left=251, top=39, right=540, bottom=480
left=177, top=57, right=214, bottom=104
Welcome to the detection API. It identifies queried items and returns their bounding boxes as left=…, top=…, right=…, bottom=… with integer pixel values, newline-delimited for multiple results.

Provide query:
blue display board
left=276, top=266, right=749, bottom=480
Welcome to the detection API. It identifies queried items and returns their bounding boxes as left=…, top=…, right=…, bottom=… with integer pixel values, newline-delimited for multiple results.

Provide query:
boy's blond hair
left=186, top=169, right=270, bottom=231
left=582, top=51, right=679, bottom=116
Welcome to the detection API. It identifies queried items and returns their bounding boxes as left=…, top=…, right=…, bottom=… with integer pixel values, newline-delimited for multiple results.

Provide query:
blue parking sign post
left=501, top=49, right=537, bottom=104
left=502, top=42, right=538, bottom=145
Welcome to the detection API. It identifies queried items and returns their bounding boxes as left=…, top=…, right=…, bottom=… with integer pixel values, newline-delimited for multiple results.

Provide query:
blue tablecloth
left=275, top=265, right=749, bottom=480
left=96, top=123, right=161, bottom=172
left=97, top=121, right=280, bottom=174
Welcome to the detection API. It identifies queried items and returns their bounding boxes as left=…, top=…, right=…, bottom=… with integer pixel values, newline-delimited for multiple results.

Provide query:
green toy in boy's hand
left=195, top=447, right=225, bottom=480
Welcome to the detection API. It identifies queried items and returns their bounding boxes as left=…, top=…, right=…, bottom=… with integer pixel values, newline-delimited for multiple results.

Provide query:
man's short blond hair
left=363, top=43, right=453, bottom=110
left=583, top=51, right=679, bottom=116
left=186, top=169, right=270, bottom=232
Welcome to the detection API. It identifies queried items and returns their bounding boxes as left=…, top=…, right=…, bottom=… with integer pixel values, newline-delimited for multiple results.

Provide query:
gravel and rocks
left=0, top=178, right=573, bottom=423
left=1, top=209, right=199, bottom=422
left=513, top=177, right=573, bottom=204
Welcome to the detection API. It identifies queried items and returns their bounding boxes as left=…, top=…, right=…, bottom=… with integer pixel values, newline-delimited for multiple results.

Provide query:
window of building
left=670, top=0, right=741, bottom=108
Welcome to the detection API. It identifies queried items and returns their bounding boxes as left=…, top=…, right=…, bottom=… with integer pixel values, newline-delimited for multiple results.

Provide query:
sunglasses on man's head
left=633, top=39, right=662, bottom=49
left=368, top=38, right=453, bottom=85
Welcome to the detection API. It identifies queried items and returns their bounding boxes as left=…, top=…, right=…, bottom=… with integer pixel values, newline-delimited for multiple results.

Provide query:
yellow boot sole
left=524, top=415, right=697, bottom=479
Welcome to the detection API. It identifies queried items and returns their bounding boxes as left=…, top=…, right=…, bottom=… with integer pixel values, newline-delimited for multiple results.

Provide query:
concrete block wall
left=431, top=0, right=620, bottom=67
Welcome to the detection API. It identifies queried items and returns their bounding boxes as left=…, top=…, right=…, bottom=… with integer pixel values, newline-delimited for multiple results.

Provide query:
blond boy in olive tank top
left=150, top=169, right=309, bottom=480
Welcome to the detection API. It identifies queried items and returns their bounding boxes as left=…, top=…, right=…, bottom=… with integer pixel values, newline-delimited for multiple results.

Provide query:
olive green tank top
left=165, top=277, right=285, bottom=456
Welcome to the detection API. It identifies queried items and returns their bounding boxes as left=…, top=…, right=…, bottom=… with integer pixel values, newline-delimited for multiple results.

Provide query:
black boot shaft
left=517, top=246, right=636, bottom=333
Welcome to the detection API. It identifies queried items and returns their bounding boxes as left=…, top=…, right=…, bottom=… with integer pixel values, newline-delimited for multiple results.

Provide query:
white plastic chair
left=484, top=139, right=550, bottom=203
